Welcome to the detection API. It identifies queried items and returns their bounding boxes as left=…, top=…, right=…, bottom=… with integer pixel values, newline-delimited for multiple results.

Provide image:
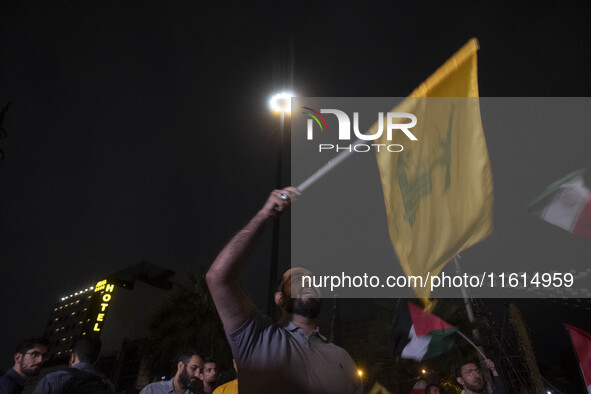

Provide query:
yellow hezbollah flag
left=373, top=38, right=493, bottom=299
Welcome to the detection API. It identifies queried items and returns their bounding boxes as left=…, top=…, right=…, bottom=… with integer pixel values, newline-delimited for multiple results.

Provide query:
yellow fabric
left=368, top=381, right=391, bottom=394
left=212, top=379, right=238, bottom=394
left=374, top=38, right=493, bottom=299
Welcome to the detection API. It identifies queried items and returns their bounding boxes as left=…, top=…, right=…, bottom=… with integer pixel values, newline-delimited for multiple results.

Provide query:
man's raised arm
left=206, top=187, right=298, bottom=334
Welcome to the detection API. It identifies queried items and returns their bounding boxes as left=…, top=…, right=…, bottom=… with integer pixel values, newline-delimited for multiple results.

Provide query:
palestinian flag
left=565, top=324, right=591, bottom=394
left=390, top=302, right=456, bottom=361
left=529, top=170, right=591, bottom=240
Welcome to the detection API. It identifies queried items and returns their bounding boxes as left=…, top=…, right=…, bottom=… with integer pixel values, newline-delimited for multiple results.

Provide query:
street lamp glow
left=269, top=92, right=294, bottom=113
left=421, top=369, right=427, bottom=374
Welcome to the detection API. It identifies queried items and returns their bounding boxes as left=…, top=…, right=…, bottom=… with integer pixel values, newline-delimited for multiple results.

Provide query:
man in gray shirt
left=206, top=187, right=363, bottom=394
left=140, top=351, right=203, bottom=394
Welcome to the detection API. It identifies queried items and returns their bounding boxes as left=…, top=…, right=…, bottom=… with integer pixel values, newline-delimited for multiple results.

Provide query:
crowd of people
left=0, top=337, right=235, bottom=394
left=0, top=188, right=508, bottom=394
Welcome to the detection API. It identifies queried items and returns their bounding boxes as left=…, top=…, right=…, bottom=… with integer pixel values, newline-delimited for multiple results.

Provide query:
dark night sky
left=1, top=0, right=591, bottom=389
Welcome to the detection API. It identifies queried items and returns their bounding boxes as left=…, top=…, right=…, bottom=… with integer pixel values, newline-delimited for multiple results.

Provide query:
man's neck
left=280, top=313, right=317, bottom=335
left=204, top=382, right=214, bottom=392
left=171, top=376, right=186, bottom=394
left=11, top=366, right=26, bottom=379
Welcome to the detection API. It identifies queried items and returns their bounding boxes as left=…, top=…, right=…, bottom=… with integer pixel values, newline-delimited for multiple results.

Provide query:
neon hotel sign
left=92, top=279, right=114, bottom=332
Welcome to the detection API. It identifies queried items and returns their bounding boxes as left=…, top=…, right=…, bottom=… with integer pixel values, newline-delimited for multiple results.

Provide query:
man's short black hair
left=73, top=337, right=102, bottom=363
left=203, top=357, right=215, bottom=364
left=425, top=383, right=440, bottom=393
left=175, top=349, right=201, bottom=365
left=456, top=359, right=480, bottom=378
left=274, top=265, right=311, bottom=293
left=15, top=337, right=49, bottom=354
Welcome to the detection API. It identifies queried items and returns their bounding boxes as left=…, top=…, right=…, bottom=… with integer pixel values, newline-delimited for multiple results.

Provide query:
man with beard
left=140, top=351, right=203, bottom=394
left=0, top=337, right=48, bottom=394
left=456, top=359, right=507, bottom=394
left=206, top=188, right=362, bottom=394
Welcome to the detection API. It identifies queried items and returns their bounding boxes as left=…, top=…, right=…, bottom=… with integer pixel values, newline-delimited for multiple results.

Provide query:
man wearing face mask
left=206, top=187, right=362, bottom=394
left=0, top=337, right=49, bottom=394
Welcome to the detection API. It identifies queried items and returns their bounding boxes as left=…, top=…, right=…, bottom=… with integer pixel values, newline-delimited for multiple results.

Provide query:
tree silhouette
left=141, top=271, right=233, bottom=380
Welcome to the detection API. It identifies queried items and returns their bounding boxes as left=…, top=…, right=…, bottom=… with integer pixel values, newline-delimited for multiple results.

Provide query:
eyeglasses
left=461, top=367, right=482, bottom=377
left=24, top=351, right=49, bottom=361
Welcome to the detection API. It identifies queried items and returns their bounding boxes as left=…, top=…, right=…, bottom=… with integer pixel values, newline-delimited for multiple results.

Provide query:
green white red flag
left=529, top=170, right=591, bottom=240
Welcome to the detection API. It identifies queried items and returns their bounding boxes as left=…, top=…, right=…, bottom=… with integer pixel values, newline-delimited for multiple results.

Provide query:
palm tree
left=141, top=271, right=233, bottom=380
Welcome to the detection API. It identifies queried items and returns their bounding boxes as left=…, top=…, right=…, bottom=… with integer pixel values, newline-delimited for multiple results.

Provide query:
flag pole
left=454, top=256, right=476, bottom=322
left=296, top=137, right=365, bottom=192
left=456, top=329, right=488, bottom=360
left=452, top=256, right=485, bottom=360
left=454, top=255, right=495, bottom=393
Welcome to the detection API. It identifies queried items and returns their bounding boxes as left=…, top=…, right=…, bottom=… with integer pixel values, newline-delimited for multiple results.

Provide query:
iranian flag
left=390, top=302, right=456, bottom=361
left=529, top=170, right=591, bottom=240
left=565, top=324, right=591, bottom=394
left=410, top=380, right=427, bottom=394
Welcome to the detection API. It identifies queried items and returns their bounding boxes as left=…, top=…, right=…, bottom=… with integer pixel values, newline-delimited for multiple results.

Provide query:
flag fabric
left=410, top=380, right=428, bottom=394
left=373, top=38, right=493, bottom=299
left=565, top=324, right=591, bottom=393
left=529, top=170, right=591, bottom=240
left=391, top=301, right=456, bottom=361
left=368, top=382, right=391, bottom=394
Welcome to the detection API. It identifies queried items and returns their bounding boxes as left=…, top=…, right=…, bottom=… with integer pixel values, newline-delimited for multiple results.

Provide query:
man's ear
left=456, top=377, right=464, bottom=386
left=274, top=292, right=283, bottom=307
left=14, top=352, right=22, bottom=364
left=177, top=361, right=184, bottom=374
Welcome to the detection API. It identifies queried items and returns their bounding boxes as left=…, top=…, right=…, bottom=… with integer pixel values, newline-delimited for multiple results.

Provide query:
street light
left=267, top=91, right=295, bottom=316
left=269, top=92, right=294, bottom=113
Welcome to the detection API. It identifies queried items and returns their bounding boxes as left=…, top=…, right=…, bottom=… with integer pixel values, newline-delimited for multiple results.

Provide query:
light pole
left=267, top=92, right=293, bottom=316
